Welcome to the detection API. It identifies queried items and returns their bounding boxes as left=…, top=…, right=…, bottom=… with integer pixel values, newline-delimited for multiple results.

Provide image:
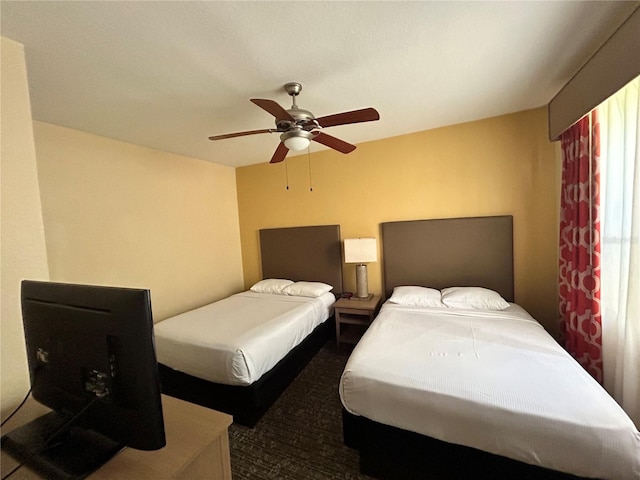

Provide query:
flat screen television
left=1, top=280, right=166, bottom=479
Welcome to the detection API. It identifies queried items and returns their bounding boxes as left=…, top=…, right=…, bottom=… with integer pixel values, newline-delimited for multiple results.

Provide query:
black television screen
left=1, top=280, right=166, bottom=479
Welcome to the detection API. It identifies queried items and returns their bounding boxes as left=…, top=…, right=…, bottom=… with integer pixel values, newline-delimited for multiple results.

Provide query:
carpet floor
left=228, top=341, right=374, bottom=480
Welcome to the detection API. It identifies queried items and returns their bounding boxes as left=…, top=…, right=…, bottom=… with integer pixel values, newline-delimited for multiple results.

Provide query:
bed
left=156, top=224, right=343, bottom=427
left=340, top=216, right=640, bottom=480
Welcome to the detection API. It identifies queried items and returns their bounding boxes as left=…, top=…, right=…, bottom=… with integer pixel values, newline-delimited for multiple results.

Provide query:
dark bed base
left=342, top=410, right=591, bottom=480
left=158, top=320, right=332, bottom=427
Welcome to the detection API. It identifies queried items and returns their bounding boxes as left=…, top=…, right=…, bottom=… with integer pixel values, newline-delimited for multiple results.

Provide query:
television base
left=1, top=411, right=124, bottom=480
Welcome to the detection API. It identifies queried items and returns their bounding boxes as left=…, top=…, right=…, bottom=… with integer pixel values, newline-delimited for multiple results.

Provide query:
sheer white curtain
left=599, top=77, right=640, bottom=427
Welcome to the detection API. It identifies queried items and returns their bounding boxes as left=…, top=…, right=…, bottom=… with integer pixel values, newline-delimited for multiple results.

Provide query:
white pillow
left=388, top=286, right=444, bottom=308
left=441, top=286, right=510, bottom=310
left=283, top=281, right=333, bottom=298
left=250, top=278, right=293, bottom=295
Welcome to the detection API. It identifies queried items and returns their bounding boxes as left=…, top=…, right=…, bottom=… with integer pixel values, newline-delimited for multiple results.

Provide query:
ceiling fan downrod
left=284, top=82, right=302, bottom=109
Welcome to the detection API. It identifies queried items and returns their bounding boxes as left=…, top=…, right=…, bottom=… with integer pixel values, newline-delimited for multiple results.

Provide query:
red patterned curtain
left=558, top=111, right=603, bottom=383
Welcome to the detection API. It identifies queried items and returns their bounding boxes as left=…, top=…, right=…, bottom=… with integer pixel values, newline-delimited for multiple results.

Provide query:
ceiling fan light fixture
left=284, top=136, right=310, bottom=151
left=280, top=129, right=313, bottom=151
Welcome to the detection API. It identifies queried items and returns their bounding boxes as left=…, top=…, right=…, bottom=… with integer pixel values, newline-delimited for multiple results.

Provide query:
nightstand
left=335, top=295, right=381, bottom=352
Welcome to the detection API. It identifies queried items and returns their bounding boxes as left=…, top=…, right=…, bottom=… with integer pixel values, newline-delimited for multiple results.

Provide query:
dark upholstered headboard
left=381, top=216, right=514, bottom=302
left=259, top=225, right=343, bottom=295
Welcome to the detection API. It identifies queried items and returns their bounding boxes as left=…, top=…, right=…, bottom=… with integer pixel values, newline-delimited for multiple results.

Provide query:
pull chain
left=307, top=147, right=313, bottom=192
left=285, top=158, right=290, bottom=191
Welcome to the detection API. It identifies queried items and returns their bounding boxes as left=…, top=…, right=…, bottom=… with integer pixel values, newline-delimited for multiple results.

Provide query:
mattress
left=154, top=291, right=334, bottom=386
left=340, top=302, right=640, bottom=480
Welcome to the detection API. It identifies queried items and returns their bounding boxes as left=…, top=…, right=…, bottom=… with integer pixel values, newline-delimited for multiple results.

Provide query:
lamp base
left=351, top=294, right=374, bottom=301
left=355, top=264, right=370, bottom=299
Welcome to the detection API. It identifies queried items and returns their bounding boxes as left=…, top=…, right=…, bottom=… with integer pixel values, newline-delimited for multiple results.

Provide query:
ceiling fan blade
left=315, top=107, right=380, bottom=128
left=208, top=129, right=274, bottom=141
left=312, top=132, right=356, bottom=154
left=269, top=142, right=290, bottom=163
left=251, top=99, right=295, bottom=121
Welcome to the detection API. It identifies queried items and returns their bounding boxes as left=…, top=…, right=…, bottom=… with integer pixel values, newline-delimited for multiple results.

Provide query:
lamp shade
left=344, top=238, right=377, bottom=264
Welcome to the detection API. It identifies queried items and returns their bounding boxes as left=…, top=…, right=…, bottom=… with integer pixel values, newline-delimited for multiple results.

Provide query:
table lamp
left=344, top=238, right=377, bottom=300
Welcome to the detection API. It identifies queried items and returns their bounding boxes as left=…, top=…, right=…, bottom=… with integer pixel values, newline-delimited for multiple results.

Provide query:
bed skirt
left=342, top=409, right=590, bottom=480
left=158, top=320, right=332, bottom=427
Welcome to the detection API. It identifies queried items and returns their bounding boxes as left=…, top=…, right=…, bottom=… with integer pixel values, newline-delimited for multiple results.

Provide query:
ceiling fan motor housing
left=280, top=128, right=313, bottom=141
left=276, top=108, right=316, bottom=131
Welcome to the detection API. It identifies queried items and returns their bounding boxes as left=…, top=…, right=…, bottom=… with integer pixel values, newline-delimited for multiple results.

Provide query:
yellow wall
left=33, top=122, right=244, bottom=322
left=1, top=37, right=50, bottom=414
left=237, top=107, right=561, bottom=337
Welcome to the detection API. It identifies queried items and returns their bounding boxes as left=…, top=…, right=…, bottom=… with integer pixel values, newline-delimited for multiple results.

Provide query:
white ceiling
left=2, top=1, right=638, bottom=168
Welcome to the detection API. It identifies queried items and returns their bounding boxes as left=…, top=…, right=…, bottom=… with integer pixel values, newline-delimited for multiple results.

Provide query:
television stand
left=1, top=395, right=232, bottom=479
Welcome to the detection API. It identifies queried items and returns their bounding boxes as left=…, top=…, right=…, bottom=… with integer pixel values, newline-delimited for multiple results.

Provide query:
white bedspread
left=155, top=291, right=334, bottom=386
left=340, top=302, right=640, bottom=480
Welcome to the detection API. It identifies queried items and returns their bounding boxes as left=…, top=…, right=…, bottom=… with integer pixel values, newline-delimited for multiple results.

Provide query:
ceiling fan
left=208, top=82, right=380, bottom=164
